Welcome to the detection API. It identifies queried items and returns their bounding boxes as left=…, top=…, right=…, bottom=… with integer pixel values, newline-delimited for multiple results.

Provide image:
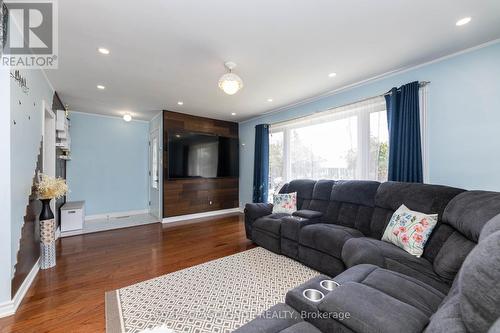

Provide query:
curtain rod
left=383, top=81, right=430, bottom=96
left=269, top=81, right=430, bottom=128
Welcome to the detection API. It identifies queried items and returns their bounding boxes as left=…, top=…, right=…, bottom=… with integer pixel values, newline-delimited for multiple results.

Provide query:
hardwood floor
left=0, top=213, right=254, bottom=333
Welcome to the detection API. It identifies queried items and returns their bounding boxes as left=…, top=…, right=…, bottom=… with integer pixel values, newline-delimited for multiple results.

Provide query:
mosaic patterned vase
left=40, top=198, right=56, bottom=269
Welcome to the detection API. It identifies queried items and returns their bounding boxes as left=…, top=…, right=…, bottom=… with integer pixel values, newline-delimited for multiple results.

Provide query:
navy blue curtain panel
left=253, top=124, right=270, bottom=203
left=385, top=81, right=423, bottom=183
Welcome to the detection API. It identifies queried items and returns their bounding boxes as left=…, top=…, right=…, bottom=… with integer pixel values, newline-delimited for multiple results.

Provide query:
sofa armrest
left=292, top=210, right=323, bottom=219
left=281, top=215, right=321, bottom=241
left=245, top=203, right=273, bottom=220
left=244, top=203, right=274, bottom=240
left=317, top=282, right=429, bottom=333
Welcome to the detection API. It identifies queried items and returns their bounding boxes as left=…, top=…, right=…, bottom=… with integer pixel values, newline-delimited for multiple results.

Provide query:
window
left=269, top=97, right=388, bottom=199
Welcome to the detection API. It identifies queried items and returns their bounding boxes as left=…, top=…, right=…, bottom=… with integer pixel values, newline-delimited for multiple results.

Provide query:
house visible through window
left=269, top=96, right=388, bottom=201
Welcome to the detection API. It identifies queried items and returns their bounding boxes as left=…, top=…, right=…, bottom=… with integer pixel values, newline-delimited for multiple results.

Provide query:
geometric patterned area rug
left=105, top=247, right=319, bottom=333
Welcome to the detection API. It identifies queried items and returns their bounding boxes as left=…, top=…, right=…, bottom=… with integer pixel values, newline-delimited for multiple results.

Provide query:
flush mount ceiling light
left=231, top=112, right=237, bottom=116
left=97, top=84, right=106, bottom=90
left=328, top=72, right=337, bottom=78
left=98, top=47, right=110, bottom=55
left=218, top=62, right=243, bottom=95
left=123, top=114, right=132, bottom=122
left=177, top=101, right=184, bottom=105
left=456, top=17, right=472, bottom=26
left=267, top=98, right=273, bottom=102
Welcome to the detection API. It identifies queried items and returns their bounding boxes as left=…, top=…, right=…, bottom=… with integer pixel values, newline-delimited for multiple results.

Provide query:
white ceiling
left=46, top=0, right=500, bottom=121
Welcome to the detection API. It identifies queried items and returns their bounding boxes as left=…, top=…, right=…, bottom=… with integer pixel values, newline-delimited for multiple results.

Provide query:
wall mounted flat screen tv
left=168, top=131, right=239, bottom=179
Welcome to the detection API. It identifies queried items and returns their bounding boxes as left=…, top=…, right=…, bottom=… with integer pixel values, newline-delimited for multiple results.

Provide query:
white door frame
left=148, top=128, right=162, bottom=219
left=42, top=100, right=56, bottom=213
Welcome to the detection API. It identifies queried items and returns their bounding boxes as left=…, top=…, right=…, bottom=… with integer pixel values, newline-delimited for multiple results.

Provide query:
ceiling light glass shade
left=123, top=114, right=132, bottom=122
left=218, top=73, right=243, bottom=95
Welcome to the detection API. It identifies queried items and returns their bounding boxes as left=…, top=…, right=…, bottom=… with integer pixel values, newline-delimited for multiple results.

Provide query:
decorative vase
left=39, top=198, right=56, bottom=269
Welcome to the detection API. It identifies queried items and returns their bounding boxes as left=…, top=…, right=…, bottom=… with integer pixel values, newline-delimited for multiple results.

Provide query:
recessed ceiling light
left=231, top=112, right=237, bottom=116
left=175, top=134, right=181, bottom=138
left=98, top=47, right=110, bottom=55
left=97, top=85, right=106, bottom=90
left=123, top=114, right=132, bottom=122
left=328, top=72, right=337, bottom=78
left=267, top=98, right=273, bottom=102
left=177, top=101, right=184, bottom=105
left=456, top=17, right=472, bottom=26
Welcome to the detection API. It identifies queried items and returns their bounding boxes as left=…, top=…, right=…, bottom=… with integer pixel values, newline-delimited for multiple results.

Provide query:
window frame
left=269, top=96, right=389, bottom=186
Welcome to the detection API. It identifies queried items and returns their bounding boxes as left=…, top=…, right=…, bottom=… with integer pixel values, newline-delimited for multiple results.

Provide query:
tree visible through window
left=269, top=97, right=388, bottom=201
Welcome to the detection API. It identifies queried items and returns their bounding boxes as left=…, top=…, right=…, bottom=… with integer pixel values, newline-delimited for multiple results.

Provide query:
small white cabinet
left=61, top=201, right=85, bottom=232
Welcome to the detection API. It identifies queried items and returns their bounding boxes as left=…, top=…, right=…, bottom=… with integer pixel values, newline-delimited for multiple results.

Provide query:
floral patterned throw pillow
left=382, top=204, right=438, bottom=257
left=272, top=192, right=297, bottom=214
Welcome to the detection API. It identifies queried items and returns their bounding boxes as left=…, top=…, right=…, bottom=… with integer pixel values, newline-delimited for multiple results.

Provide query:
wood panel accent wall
left=163, top=111, right=239, bottom=217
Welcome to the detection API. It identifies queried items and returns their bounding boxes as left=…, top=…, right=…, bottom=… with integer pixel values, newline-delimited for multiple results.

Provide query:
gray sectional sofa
left=239, top=180, right=500, bottom=333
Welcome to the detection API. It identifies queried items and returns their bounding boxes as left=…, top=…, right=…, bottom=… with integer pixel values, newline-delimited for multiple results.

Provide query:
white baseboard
left=0, top=258, right=40, bottom=318
left=162, top=208, right=241, bottom=224
left=60, top=229, right=84, bottom=237
left=85, top=209, right=149, bottom=221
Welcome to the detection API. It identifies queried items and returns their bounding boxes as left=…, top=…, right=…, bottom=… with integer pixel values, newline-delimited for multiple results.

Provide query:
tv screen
left=168, top=132, right=239, bottom=179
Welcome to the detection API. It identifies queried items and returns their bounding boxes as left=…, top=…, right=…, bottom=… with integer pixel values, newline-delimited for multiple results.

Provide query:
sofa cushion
left=254, top=213, right=290, bottom=236
left=459, top=230, right=500, bottom=333
left=369, top=182, right=464, bottom=240
left=280, top=322, right=323, bottom=333
left=285, top=179, right=316, bottom=210
left=479, top=213, right=500, bottom=241
left=307, top=180, right=336, bottom=213
left=300, top=224, right=363, bottom=258
left=429, top=191, right=500, bottom=283
left=424, top=283, right=467, bottom=333
left=318, top=282, right=431, bottom=333
left=322, top=181, right=380, bottom=235
left=313, top=265, right=445, bottom=333
left=342, top=237, right=450, bottom=293
left=442, top=191, right=500, bottom=242
left=334, top=264, right=446, bottom=316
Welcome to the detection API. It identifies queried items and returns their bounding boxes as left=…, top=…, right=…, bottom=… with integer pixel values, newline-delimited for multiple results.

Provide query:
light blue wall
left=9, top=68, right=54, bottom=300
left=67, top=113, right=149, bottom=216
left=1, top=67, right=12, bottom=303
left=239, top=42, right=500, bottom=205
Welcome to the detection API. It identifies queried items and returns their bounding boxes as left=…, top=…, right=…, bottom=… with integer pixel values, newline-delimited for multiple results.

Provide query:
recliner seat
left=235, top=214, right=500, bottom=333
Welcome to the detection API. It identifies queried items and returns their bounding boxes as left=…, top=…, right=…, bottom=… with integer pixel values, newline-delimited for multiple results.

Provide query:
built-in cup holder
left=320, top=280, right=340, bottom=291
left=303, top=289, right=325, bottom=302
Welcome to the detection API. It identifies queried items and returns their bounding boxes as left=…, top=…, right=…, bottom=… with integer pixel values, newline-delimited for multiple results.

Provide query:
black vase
left=40, top=198, right=54, bottom=220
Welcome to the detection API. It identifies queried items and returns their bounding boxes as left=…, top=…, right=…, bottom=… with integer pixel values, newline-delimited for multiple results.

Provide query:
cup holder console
left=320, top=280, right=340, bottom=291
left=302, top=289, right=325, bottom=302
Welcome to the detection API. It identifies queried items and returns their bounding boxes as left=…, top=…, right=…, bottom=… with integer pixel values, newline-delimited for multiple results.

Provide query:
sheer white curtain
left=419, top=85, right=429, bottom=183
left=269, top=96, right=388, bottom=200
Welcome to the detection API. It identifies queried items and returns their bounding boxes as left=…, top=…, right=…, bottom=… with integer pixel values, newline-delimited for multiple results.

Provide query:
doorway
left=42, top=101, right=56, bottom=213
left=149, top=129, right=161, bottom=219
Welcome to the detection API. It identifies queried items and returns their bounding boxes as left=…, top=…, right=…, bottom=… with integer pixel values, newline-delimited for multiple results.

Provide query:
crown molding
left=240, top=38, right=500, bottom=125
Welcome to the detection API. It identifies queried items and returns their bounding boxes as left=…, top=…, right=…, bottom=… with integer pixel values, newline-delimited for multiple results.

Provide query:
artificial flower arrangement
left=36, top=173, right=69, bottom=200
